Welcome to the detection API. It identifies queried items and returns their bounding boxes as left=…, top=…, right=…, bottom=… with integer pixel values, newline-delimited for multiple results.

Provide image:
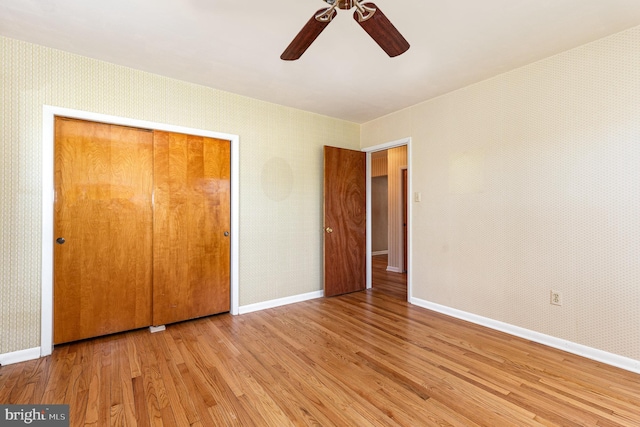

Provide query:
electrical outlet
left=550, top=290, right=563, bottom=306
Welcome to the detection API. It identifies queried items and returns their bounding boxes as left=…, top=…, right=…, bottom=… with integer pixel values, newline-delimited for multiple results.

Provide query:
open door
left=323, top=146, right=366, bottom=297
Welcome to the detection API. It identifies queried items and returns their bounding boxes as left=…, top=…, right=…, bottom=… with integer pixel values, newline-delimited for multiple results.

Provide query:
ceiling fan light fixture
left=282, top=0, right=409, bottom=60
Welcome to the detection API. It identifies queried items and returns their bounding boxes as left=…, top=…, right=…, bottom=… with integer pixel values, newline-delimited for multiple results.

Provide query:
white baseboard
left=372, top=250, right=388, bottom=256
left=0, top=347, right=41, bottom=366
left=239, top=290, right=324, bottom=314
left=386, top=266, right=402, bottom=273
left=410, top=297, right=640, bottom=375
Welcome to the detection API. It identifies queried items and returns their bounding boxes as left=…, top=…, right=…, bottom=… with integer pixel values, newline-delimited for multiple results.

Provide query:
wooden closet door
left=152, top=131, right=231, bottom=325
left=53, top=118, right=153, bottom=344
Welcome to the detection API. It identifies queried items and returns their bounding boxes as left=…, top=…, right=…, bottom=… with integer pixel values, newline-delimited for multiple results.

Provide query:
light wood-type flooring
left=1, top=255, right=639, bottom=426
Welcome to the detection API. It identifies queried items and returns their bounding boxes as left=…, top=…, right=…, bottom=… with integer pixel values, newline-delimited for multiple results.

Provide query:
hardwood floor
left=371, top=254, right=407, bottom=301
left=1, top=258, right=639, bottom=426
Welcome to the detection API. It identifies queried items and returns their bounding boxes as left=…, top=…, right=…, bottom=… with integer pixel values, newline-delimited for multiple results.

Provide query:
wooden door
left=53, top=118, right=153, bottom=344
left=153, top=131, right=231, bottom=325
left=323, top=146, right=366, bottom=297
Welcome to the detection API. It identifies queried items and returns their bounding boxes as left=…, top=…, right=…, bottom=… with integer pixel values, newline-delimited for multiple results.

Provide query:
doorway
left=364, top=138, right=411, bottom=301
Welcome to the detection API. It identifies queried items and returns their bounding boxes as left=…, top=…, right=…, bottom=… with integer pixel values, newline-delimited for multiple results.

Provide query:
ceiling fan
left=281, top=0, right=410, bottom=60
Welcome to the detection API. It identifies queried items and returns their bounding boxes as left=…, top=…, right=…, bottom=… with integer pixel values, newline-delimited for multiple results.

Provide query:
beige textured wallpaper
left=0, top=36, right=359, bottom=355
left=362, top=25, right=640, bottom=361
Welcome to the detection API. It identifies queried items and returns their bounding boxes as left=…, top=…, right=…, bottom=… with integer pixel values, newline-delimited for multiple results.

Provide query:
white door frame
left=41, top=106, right=240, bottom=356
left=400, top=165, right=408, bottom=274
left=362, top=137, right=412, bottom=301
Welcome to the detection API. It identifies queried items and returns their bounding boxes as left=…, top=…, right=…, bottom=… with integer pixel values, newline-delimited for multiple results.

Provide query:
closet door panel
left=153, top=131, right=231, bottom=325
left=53, top=118, right=153, bottom=344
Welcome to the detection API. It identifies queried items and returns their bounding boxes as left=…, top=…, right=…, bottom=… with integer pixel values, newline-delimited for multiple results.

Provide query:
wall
left=0, top=36, right=359, bottom=355
left=386, top=146, right=407, bottom=272
left=371, top=151, right=388, bottom=177
left=362, top=25, right=640, bottom=362
left=371, top=176, right=388, bottom=253
left=371, top=151, right=388, bottom=254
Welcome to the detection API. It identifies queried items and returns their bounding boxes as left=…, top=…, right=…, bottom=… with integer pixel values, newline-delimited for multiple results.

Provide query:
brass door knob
left=325, top=227, right=333, bottom=233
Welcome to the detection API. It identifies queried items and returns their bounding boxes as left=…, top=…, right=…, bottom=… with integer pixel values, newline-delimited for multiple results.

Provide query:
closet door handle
left=56, top=237, right=66, bottom=244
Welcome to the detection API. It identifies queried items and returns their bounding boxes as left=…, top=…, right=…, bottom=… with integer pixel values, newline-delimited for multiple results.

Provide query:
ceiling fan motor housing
left=325, top=0, right=356, bottom=10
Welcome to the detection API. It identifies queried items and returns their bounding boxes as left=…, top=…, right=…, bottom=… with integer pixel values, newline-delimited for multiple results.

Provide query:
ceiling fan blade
left=353, top=2, right=409, bottom=57
left=281, top=8, right=336, bottom=61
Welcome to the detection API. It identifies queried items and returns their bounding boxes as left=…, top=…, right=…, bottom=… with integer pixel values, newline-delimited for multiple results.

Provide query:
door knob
left=325, top=227, right=333, bottom=234
left=56, top=237, right=66, bottom=244
left=224, top=231, right=230, bottom=237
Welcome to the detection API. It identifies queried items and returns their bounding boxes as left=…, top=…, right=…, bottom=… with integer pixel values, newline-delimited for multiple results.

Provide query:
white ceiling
left=2, top=0, right=640, bottom=123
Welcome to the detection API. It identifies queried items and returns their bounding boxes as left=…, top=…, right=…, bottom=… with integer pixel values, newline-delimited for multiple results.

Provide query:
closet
left=53, top=117, right=230, bottom=344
